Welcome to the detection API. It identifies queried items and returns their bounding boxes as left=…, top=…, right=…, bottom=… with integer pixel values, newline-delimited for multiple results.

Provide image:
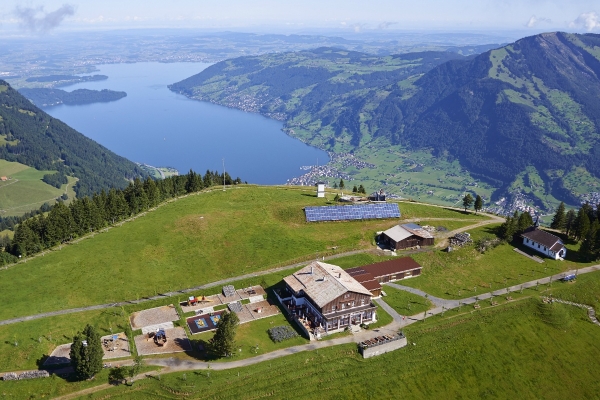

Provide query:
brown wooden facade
left=382, top=234, right=434, bottom=250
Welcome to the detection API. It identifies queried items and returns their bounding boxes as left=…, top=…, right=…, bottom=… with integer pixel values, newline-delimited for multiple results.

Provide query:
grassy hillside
left=71, top=298, right=600, bottom=399
left=0, top=159, right=76, bottom=216
left=0, top=186, right=480, bottom=320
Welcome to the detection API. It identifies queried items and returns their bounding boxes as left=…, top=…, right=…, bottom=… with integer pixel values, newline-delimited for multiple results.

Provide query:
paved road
left=386, top=264, right=600, bottom=319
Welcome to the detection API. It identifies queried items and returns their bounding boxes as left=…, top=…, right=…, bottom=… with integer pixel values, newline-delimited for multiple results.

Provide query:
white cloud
left=570, top=11, right=600, bottom=32
left=526, top=15, right=551, bottom=28
left=13, top=4, right=75, bottom=33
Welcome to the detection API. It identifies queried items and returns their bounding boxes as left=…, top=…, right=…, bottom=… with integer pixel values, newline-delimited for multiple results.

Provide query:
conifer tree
left=579, top=220, right=599, bottom=261
left=550, top=202, right=566, bottom=231
left=517, top=212, right=533, bottom=233
left=339, top=179, right=345, bottom=190
left=352, top=185, right=358, bottom=193
left=474, top=195, right=483, bottom=214
left=565, top=209, right=576, bottom=237
left=70, top=324, right=103, bottom=380
left=358, top=184, right=366, bottom=194
left=574, top=207, right=591, bottom=241
left=211, top=311, right=239, bottom=357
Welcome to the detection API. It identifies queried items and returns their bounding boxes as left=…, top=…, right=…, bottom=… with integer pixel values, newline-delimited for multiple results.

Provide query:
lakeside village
left=287, top=157, right=600, bottom=220
left=2, top=189, right=574, bottom=382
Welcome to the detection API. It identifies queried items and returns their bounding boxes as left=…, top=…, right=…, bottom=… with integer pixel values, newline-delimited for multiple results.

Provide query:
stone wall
left=360, top=336, right=407, bottom=358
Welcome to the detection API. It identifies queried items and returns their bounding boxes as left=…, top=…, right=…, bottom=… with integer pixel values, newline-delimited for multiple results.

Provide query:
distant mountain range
left=170, top=32, right=600, bottom=206
left=0, top=80, right=147, bottom=197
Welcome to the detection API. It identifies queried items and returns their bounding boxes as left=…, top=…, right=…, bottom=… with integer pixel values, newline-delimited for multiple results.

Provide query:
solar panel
left=304, top=203, right=401, bottom=222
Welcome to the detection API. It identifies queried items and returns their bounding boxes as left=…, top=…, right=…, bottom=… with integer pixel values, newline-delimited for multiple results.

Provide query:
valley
left=1, top=14, right=600, bottom=398
left=170, top=33, right=600, bottom=216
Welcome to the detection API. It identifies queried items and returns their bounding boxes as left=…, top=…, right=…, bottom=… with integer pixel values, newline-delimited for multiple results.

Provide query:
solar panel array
left=305, top=203, right=401, bottom=222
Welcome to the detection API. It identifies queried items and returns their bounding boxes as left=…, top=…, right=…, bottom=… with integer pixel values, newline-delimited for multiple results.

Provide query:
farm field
left=79, top=297, right=600, bottom=400
left=0, top=159, right=76, bottom=216
left=403, top=225, right=594, bottom=298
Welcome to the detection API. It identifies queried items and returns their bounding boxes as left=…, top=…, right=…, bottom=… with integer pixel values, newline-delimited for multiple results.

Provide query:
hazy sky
left=1, top=1, right=599, bottom=34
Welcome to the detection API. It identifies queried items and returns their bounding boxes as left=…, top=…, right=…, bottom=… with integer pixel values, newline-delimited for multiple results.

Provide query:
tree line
left=550, top=202, right=600, bottom=261
left=499, top=201, right=600, bottom=262
left=4, top=169, right=242, bottom=262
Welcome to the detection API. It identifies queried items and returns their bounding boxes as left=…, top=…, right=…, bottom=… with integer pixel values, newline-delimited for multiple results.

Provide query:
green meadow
left=0, top=186, right=482, bottom=320
left=72, top=297, right=600, bottom=400
left=0, top=159, right=76, bottom=216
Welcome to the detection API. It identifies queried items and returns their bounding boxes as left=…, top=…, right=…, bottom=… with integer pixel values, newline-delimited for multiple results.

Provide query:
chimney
left=338, top=272, right=341, bottom=279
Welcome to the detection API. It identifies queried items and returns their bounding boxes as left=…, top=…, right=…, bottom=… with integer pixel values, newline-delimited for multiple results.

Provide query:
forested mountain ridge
left=171, top=33, right=600, bottom=206
left=0, top=80, right=147, bottom=197
left=18, top=88, right=127, bottom=108
left=377, top=32, right=600, bottom=193
left=169, top=48, right=467, bottom=123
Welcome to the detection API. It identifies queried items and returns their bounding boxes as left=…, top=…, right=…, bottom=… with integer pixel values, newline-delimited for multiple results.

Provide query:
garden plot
left=134, top=327, right=192, bottom=356
left=130, top=305, right=179, bottom=330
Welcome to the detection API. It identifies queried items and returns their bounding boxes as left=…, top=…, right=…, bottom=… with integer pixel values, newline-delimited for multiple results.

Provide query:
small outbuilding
left=379, top=223, right=434, bottom=250
left=346, top=257, right=423, bottom=297
left=316, top=182, right=326, bottom=198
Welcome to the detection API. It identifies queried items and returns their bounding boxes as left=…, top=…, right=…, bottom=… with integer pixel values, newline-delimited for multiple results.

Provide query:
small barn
left=380, top=223, right=434, bottom=250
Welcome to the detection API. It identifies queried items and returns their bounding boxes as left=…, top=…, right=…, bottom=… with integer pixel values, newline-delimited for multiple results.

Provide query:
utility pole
left=222, top=158, right=226, bottom=191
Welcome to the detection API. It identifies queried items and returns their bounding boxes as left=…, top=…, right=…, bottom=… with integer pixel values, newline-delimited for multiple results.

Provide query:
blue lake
left=45, top=62, right=328, bottom=184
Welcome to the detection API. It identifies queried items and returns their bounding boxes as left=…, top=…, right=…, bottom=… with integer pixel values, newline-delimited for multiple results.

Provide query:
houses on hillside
left=275, top=257, right=424, bottom=340
left=275, top=261, right=377, bottom=339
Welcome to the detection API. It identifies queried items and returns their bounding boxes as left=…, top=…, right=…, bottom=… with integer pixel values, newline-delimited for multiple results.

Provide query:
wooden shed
left=380, top=223, right=434, bottom=250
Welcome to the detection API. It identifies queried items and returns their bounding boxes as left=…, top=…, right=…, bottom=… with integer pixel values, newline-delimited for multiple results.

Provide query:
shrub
left=268, top=325, right=299, bottom=343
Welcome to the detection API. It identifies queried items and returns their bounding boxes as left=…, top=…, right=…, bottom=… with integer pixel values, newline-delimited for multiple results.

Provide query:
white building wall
left=522, top=238, right=561, bottom=260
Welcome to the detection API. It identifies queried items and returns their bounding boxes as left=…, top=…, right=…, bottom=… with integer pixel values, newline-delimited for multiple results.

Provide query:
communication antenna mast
left=222, top=158, right=226, bottom=191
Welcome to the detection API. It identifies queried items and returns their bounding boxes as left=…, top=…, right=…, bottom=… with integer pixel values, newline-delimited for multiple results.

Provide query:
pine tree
left=70, top=324, right=103, bottom=380
left=211, top=311, right=239, bottom=357
left=352, top=185, right=358, bottom=193
left=474, top=195, right=483, bottom=214
left=339, top=179, right=345, bottom=190
left=565, top=209, right=576, bottom=237
left=517, top=212, right=533, bottom=233
left=358, top=184, right=366, bottom=194
left=574, top=207, right=591, bottom=241
left=550, top=202, right=566, bottom=231
left=462, top=194, right=473, bottom=211
left=579, top=220, right=599, bottom=261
